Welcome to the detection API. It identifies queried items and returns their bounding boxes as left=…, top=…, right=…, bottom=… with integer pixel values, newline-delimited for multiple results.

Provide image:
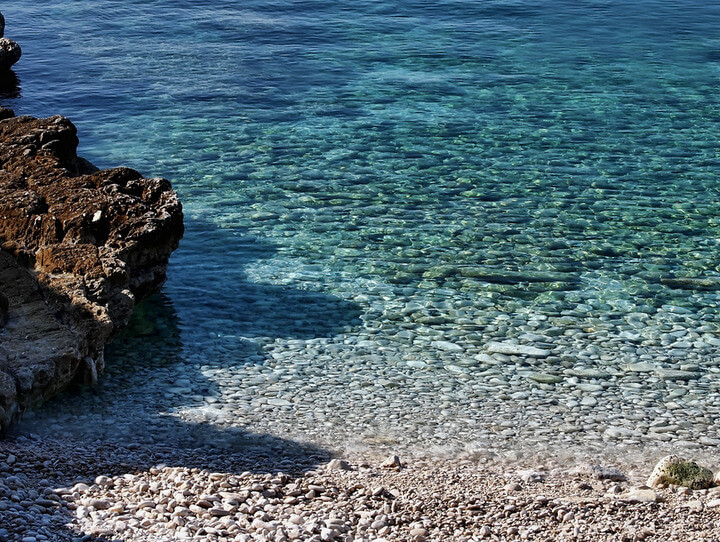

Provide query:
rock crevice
left=0, top=109, right=183, bottom=429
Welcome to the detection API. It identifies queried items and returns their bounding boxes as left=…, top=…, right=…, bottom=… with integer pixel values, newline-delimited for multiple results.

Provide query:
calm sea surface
left=4, top=1, right=720, bottom=462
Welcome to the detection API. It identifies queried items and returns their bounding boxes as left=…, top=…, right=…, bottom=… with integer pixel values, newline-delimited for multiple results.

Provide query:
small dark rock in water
left=0, top=11, right=21, bottom=69
left=0, top=291, right=7, bottom=327
left=0, top=38, right=20, bottom=69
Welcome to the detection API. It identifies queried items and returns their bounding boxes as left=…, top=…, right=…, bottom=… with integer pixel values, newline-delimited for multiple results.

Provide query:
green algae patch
left=647, top=455, right=714, bottom=490
left=664, top=462, right=713, bottom=489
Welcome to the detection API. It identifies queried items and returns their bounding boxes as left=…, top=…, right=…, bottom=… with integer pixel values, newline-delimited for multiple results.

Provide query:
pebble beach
left=0, top=435, right=720, bottom=542
left=4, top=434, right=720, bottom=542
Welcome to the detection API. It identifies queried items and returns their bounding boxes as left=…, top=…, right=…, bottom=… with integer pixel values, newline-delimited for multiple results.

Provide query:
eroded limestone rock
left=0, top=111, right=183, bottom=430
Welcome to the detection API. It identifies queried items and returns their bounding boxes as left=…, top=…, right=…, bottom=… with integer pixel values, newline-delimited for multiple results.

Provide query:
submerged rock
left=661, top=277, right=720, bottom=291
left=647, top=455, right=714, bottom=490
left=527, top=372, right=563, bottom=384
left=0, top=112, right=183, bottom=430
left=485, top=341, right=551, bottom=358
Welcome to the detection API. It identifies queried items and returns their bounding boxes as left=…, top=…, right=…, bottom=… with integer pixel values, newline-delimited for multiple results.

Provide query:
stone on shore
left=8, top=435, right=720, bottom=541
left=0, top=112, right=183, bottom=430
left=646, top=455, right=714, bottom=490
left=381, top=455, right=403, bottom=469
left=572, top=464, right=627, bottom=482
left=619, top=489, right=659, bottom=503
left=326, top=459, right=351, bottom=471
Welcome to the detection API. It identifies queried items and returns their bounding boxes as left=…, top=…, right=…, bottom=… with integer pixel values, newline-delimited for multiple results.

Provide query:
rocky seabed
left=21, top=298, right=720, bottom=468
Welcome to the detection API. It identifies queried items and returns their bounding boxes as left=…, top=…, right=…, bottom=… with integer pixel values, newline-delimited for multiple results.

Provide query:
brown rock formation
left=0, top=109, right=183, bottom=429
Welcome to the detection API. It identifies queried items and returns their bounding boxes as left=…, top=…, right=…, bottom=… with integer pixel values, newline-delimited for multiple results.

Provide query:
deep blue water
left=5, top=1, right=720, bottom=459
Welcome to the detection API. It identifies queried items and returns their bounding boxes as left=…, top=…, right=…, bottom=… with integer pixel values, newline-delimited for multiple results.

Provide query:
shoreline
left=3, top=5, right=720, bottom=541
left=14, top=366, right=720, bottom=484
left=3, top=431, right=720, bottom=541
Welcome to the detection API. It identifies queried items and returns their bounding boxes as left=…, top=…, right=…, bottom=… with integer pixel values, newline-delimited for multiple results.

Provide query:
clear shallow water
left=5, top=1, right=720, bottom=463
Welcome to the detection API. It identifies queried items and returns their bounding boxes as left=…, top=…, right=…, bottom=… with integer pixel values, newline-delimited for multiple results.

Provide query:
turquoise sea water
left=5, top=1, right=720, bottom=461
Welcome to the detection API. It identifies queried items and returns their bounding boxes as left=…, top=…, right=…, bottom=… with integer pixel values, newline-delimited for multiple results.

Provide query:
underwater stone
left=654, top=368, right=699, bottom=380
left=527, top=373, right=563, bottom=384
left=661, top=277, right=720, bottom=291
left=485, top=342, right=551, bottom=358
left=432, top=340, right=463, bottom=352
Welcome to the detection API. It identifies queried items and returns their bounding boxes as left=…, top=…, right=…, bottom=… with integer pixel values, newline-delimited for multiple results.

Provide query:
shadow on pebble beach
left=3, top=429, right=331, bottom=542
left=3, top=219, right=363, bottom=539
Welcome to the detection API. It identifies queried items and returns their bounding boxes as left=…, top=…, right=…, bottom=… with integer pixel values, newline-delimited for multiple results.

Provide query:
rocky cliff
left=0, top=109, right=183, bottom=430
